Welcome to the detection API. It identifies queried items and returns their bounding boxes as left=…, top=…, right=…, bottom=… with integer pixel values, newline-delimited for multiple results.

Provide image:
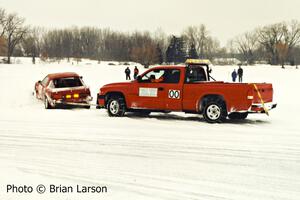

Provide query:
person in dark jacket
left=125, top=67, right=131, bottom=80
left=237, top=65, right=243, bottom=82
left=133, top=66, right=139, bottom=79
left=231, top=69, right=237, bottom=82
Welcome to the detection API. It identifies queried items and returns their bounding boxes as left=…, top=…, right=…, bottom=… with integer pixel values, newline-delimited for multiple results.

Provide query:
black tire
left=203, top=98, right=227, bottom=123
left=44, top=96, right=53, bottom=109
left=228, top=112, right=248, bottom=120
left=107, top=97, right=126, bottom=117
left=132, top=110, right=151, bottom=116
left=84, top=105, right=91, bottom=109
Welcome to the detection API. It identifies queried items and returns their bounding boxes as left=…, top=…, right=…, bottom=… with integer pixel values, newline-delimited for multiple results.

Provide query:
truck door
left=131, top=68, right=182, bottom=110
left=159, top=68, right=183, bottom=111
left=131, top=69, right=164, bottom=109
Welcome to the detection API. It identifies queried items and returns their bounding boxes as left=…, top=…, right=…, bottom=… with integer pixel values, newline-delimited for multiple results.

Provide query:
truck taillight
left=66, top=94, right=72, bottom=99
left=247, top=88, right=254, bottom=100
left=73, top=94, right=79, bottom=98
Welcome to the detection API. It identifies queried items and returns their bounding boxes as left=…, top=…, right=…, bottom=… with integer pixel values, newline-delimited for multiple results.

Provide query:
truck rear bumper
left=249, top=102, right=277, bottom=113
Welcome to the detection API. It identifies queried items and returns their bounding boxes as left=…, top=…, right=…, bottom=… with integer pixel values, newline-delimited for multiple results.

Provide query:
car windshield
left=53, top=77, right=83, bottom=88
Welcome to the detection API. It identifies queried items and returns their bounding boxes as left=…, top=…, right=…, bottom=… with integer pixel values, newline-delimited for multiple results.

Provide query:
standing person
left=125, top=67, right=131, bottom=80
left=133, top=66, right=139, bottom=79
left=231, top=69, right=237, bottom=82
left=237, top=65, right=243, bottom=82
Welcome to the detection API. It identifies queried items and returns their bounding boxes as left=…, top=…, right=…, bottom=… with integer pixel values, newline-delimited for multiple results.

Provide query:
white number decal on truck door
left=168, top=90, right=180, bottom=99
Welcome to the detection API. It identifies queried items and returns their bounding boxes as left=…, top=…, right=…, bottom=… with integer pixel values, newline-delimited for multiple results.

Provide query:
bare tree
left=183, top=25, right=219, bottom=59
left=22, top=27, right=43, bottom=64
left=0, top=8, right=6, bottom=37
left=233, top=31, right=258, bottom=64
left=257, top=21, right=300, bottom=65
left=3, top=13, right=28, bottom=64
left=276, top=42, right=289, bottom=68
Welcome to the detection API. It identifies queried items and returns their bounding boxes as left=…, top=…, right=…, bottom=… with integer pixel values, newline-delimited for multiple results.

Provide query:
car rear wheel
left=107, top=97, right=126, bottom=117
left=228, top=112, right=248, bottom=120
left=203, top=99, right=227, bottom=123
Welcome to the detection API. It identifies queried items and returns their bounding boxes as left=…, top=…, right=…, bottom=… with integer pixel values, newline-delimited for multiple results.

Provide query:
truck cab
left=97, top=60, right=276, bottom=123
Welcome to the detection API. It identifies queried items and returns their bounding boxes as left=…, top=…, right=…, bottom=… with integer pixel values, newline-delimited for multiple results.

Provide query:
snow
left=0, top=59, right=299, bottom=200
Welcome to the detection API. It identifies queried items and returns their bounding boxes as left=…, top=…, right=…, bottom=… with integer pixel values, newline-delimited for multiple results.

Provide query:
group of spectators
left=125, top=66, right=139, bottom=80
left=231, top=65, right=243, bottom=82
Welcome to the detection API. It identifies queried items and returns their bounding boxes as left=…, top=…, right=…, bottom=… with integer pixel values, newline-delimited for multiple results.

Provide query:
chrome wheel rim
left=206, top=104, right=221, bottom=120
left=109, top=100, right=119, bottom=115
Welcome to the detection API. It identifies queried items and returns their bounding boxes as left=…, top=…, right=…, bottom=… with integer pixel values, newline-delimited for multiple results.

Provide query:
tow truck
left=96, top=59, right=277, bottom=123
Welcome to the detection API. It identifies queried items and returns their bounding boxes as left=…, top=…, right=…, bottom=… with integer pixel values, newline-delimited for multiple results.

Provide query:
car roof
left=47, top=72, right=80, bottom=80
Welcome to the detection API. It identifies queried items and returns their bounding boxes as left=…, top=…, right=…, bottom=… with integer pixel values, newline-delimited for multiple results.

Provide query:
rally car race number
left=168, top=90, right=180, bottom=99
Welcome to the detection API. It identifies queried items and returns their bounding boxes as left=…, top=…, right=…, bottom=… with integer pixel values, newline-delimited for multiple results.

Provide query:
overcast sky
left=1, top=0, right=300, bottom=46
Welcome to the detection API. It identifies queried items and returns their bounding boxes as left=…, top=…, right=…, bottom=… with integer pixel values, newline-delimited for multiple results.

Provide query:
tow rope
left=253, top=84, right=269, bottom=116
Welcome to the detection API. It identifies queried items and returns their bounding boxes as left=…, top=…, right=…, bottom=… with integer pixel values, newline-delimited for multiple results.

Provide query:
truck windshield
left=53, top=77, right=83, bottom=88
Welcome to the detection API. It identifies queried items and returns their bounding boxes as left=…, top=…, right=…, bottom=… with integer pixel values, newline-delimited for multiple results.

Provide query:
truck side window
left=163, top=69, right=180, bottom=83
left=141, top=69, right=180, bottom=84
left=141, top=70, right=165, bottom=83
left=185, top=67, right=206, bottom=83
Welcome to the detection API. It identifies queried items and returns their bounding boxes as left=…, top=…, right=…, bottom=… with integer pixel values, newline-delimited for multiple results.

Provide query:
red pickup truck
left=97, top=60, right=276, bottom=123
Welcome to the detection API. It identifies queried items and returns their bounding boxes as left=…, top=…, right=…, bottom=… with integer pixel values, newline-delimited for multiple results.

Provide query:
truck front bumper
left=96, top=93, right=105, bottom=109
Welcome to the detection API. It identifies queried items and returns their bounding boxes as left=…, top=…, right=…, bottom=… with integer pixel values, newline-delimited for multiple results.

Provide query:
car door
left=37, top=76, right=49, bottom=99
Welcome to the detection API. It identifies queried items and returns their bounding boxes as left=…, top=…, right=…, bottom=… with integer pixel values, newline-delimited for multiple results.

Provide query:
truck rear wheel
left=228, top=112, right=248, bottom=120
left=107, top=97, right=126, bottom=117
left=203, top=99, right=227, bottom=123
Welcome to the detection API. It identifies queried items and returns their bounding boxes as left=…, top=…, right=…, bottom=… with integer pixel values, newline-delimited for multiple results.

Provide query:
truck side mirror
left=137, top=75, right=142, bottom=82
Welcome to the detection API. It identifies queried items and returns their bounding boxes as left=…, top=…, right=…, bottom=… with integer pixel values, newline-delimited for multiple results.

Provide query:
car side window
left=48, top=81, right=54, bottom=89
left=41, top=77, right=49, bottom=86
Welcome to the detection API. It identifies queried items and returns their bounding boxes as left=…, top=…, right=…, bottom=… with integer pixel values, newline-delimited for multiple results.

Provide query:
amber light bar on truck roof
left=185, top=59, right=211, bottom=65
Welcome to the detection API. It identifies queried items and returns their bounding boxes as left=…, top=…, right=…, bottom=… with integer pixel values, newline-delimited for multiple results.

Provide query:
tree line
left=1, top=7, right=300, bottom=66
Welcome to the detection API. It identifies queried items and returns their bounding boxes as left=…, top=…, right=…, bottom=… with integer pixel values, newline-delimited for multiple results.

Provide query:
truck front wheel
left=107, top=97, right=126, bottom=117
left=203, top=100, right=227, bottom=123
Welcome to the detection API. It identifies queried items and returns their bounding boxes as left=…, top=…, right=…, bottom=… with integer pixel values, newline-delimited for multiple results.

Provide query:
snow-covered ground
left=0, top=58, right=299, bottom=200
